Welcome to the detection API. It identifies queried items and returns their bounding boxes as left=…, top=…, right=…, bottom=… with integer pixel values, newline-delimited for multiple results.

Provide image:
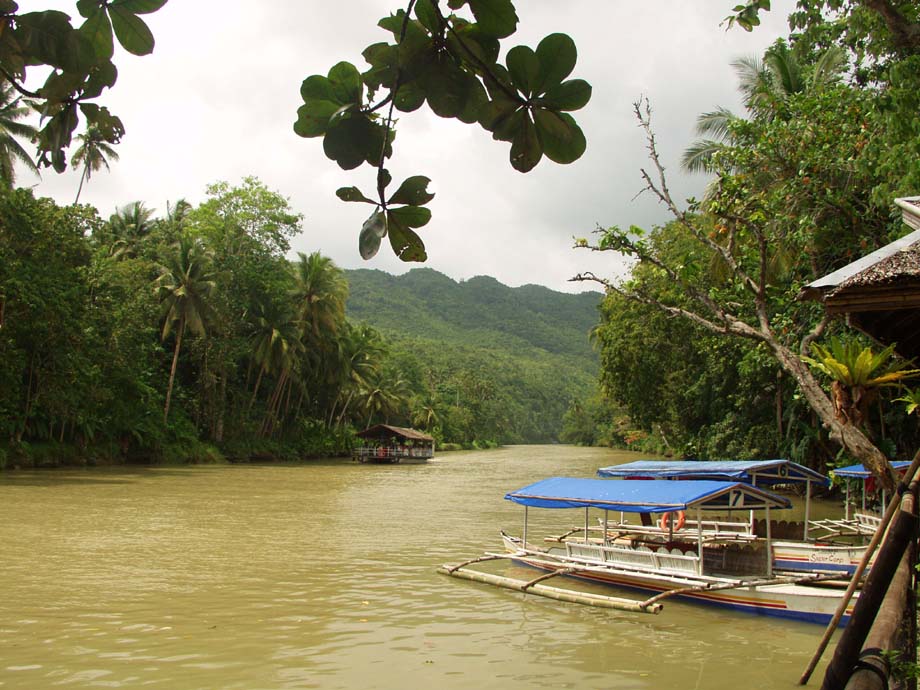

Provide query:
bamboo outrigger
left=440, top=477, right=857, bottom=624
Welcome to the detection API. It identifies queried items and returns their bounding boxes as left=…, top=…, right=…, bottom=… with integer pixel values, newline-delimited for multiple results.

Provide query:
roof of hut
left=799, top=197, right=920, bottom=360
left=356, top=424, right=435, bottom=442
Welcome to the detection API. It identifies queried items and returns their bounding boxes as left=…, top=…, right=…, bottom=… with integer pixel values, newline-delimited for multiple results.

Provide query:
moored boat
left=595, top=459, right=868, bottom=574
left=440, top=477, right=856, bottom=625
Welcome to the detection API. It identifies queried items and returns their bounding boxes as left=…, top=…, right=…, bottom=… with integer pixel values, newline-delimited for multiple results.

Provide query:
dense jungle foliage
left=566, top=3, right=920, bottom=471
left=0, top=179, right=600, bottom=468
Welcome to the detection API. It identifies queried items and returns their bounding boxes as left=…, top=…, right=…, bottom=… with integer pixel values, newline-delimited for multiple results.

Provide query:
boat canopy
left=504, top=477, right=791, bottom=513
left=596, top=459, right=829, bottom=488
left=832, top=461, right=911, bottom=480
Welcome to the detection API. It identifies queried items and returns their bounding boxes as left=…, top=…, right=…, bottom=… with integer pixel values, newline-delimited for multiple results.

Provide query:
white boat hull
left=502, top=535, right=853, bottom=625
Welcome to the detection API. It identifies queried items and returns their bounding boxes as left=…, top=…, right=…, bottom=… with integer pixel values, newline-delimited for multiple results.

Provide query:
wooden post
left=801, top=451, right=920, bottom=686
left=819, top=486, right=919, bottom=690
left=805, top=480, right=812, bottom=541
left=766, top=505, right=773, bottom=577
left=523, top=506, right=528, bottom=548
left=696, top=506, right=703, bottom=575
left=843, top=544, right=913, bottom=690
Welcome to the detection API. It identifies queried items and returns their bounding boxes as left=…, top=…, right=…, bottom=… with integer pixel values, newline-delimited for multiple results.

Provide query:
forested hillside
left=346, top=268, right=600, bottom=363
left=345, top=268, right=602, bottom=444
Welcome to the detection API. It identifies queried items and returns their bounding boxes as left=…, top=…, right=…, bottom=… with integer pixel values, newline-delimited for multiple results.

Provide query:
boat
left=595, top=459, right=868, bottom=574
left=807, top=461, right=913, bottom=540
left=440, top=477, right=856, bottom=625
left=351, top=424, right=435, bottom=464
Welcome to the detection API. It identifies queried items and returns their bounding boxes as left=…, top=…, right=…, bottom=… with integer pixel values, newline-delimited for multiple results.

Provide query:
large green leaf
left=79, top=10, right=113, bottom=62
left=386, top=212, right=427, bottom=261
left=535, top=33, right=577, bottom=93
left=16, top=11, right=96, bottom=73
left=109, top=5, right=154, bottom=55
left=300, top=75, right=337, bottom=103
left=323, top=116, right=379, bottom=170
left=467, top=0, right=517, bottom=38
left=509, top=114, right=542, bottom=172
left=414, top=0, right=440, bottom=33
left=388, top=205, right=432, bottom=228
left=394, top=81, right=426, bottom=112
left=336, top=187, right=376, bottom=204
left=534, top=110, right=585, bottom=164
left=539, top=79, right=592, bottom=111
left=505, top=45, right=539, bottom=98
left=81, top=60, right=118, bottom=99
left=388, top=176, right=434, bottom=206
left=327, top=61, right=363, bottom=105
left=359, top=211, right=387, bottom=260
left=294, top=100, right=340, bottom=138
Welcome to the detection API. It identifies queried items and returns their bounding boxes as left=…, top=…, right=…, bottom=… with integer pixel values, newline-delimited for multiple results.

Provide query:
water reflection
left=0, top=447, right=834, bottom=688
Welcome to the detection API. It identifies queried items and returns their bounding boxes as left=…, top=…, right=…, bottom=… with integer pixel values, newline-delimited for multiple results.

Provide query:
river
left=0, top=445, right=838, bottom=689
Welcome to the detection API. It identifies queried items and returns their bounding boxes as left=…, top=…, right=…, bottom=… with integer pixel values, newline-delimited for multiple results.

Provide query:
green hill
left=344, top=268, right=602, bottom=444
left=345, top=267, right=601, bottom=367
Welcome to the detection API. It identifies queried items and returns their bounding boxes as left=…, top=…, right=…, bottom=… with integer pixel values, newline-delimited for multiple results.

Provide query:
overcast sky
left=26, top=1, right=796, bottom=293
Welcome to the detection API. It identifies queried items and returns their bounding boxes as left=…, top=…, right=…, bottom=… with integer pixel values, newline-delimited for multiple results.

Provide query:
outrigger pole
left=437, top=558, right=664, bottom=614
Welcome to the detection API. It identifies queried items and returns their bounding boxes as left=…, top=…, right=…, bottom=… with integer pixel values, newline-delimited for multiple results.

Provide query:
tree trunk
left=73, top=168, right=87, bottom=205
left=769, top=340, right=898, bottom=491
left=214, top=368, right=226, bottom=443
left=249, top=368, right=264, bottom=412
left=163, top=319, right=185, bottom=425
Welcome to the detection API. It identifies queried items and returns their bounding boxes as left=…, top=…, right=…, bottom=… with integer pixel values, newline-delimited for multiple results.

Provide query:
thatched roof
left=799, top=197, right=920, bottom=360
left=356, top=424, right=435, bottom=442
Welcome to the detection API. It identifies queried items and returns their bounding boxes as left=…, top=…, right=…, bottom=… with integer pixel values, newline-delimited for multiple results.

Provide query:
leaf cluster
left=0, top=1, right=167, bottom=172
left=293, top=0, right=591, bottom=262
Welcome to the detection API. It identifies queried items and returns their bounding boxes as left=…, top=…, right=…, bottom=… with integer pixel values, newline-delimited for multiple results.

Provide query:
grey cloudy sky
left=27, top=1, right=796, bottom=293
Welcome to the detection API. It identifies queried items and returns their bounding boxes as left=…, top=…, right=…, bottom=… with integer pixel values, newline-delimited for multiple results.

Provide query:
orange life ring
left=658, top=511, right=686, bottom=532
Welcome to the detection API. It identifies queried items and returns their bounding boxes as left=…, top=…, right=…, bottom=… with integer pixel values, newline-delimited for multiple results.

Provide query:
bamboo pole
left=437, top=565, right=663, bottom=613
left=843, top=544, right=913, bottom=690
left=819, top=481, right=919, bottom=690
left=800, top=450, right=920, bottom=685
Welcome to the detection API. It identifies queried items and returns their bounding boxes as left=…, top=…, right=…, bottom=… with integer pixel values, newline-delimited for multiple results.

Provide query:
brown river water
left=0, top=445, right=840, bottom=689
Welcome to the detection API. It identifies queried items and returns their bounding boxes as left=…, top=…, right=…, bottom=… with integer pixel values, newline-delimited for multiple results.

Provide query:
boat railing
left=352, top=446, right=435, bottom=461
left=596, top=518, right=756, bottom=541
left=565, top=541, right=701, bottom=576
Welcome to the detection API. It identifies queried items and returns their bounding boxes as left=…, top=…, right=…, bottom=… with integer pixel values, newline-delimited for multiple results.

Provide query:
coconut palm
left=107, top=201, right=156, bottom=260
left=330, top=324, right=386, bottom=427
left=156, top=235, right=218, bottom=423
left=0, top=82, right=39, bottom=187
left=681, top=43, right=846, bottom=175
left=247, top=298, right=300, bottom=412
left=70, top=125, right=119, bottom=204
left=291, top=252, right=348, bottom=340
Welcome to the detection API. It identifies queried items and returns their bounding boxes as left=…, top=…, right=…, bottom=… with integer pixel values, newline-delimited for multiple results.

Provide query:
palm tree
left=156, top=235, right=217, bottom=423
left=0, top=82, right=39, bottom=187
left=291, top=252, right=348, bottom=340
left=70, top=125, right=119, bottom=204
left=247, top=298, right=299, bottom=412
left=331, top=324, right=386, bottom=427
left=681, top=43, right=846, bottom=175
left=107, top=201, right=156, bottom=260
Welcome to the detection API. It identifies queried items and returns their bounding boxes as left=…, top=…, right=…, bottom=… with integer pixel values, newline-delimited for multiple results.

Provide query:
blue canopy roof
left=504, top=477, right=791, bottom=513
left=832, top=461, right=911, bottom=480
left=596, top=459, right=829, bottom=487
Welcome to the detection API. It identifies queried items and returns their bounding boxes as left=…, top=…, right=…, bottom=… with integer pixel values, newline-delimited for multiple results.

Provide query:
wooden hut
left=799, top=196, right=920, bottom=360
left=352, top=424, right=435, bottom=464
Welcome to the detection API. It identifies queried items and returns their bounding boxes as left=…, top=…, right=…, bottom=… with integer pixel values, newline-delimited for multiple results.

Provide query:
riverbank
left=0, top=435, right=501, bottom=470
